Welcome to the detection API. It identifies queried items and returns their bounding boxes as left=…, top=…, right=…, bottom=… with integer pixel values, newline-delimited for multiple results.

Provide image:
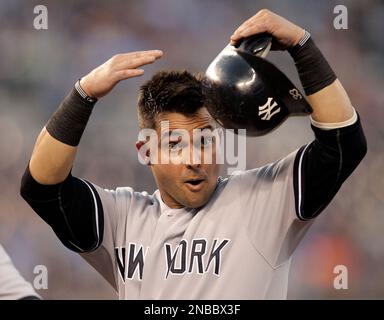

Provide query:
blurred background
left=0, top=0, right=383, bottom=299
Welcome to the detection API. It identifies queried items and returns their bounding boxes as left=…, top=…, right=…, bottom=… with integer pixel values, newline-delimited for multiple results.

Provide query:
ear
left=136, top=140, right=151, bottom=165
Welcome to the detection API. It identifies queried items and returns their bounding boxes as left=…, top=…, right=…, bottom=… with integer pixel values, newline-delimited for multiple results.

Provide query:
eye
left=169, top=139, right=188, bottom=152
left=169, top=141, right=181, bottom=151
left=201, top=135, right=213, bottom=147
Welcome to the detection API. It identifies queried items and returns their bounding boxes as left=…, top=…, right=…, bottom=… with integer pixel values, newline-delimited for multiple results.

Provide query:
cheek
left=201, top=142, right=221, bottom=165
left=155, top=165, right=182, bottom=185
left=204, top=164, right=220, bottom=182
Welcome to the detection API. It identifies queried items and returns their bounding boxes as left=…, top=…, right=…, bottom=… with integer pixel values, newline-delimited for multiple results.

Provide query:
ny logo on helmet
left=258, top=97, right=280, bottom=121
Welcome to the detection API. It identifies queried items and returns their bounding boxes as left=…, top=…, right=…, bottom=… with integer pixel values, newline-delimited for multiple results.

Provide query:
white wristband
left=310, top=108, right=357, bottom=130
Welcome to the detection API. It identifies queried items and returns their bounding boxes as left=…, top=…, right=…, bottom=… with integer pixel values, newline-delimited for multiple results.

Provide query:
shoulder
left=114, top=186, right=157, bottom=203
left=91, top=184, right=156, bottom=203
left=112, top=186, right=160, bottom=215
left=227, top=148, right=300, bottom=189
left=89, top=183, right=160, bottom=218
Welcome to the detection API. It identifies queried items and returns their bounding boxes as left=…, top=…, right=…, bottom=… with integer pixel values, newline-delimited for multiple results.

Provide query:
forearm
left=29, top=128, right=77, bottom=185
left=289, top=33, right=354, bottom=123
left=28, top=84, right=96, bottom=185
left=307, top=79, right=354, bottom=123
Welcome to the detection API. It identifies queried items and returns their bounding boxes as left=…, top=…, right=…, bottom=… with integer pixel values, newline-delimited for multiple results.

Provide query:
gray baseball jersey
left=80, top=149, right=313, bottom=299
left=21, top=107, right=366, bottom=300
left=0, top=245, right=39, bottom=300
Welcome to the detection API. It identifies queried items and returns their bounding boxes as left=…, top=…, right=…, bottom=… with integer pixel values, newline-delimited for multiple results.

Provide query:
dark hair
left=137, top=70, right=204, bottom=129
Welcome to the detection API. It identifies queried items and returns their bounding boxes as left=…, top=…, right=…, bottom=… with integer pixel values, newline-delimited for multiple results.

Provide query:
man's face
left=147, top=107, right=221, bottom=209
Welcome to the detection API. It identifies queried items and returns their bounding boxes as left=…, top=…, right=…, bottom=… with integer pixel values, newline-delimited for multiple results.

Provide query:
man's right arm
left=20, top=50, right=163, bottom=252
left=28, top=50, right=163, bottom=185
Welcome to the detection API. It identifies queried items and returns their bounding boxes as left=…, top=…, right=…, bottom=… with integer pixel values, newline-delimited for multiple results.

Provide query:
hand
left=230, top=9, right=305, bottom=50
left=80, top=50, right=163, bottom=98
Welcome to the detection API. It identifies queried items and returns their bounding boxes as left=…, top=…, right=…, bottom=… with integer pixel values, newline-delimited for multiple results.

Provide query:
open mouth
left=185, top=179, right=205, bottom=191
left=186, top=179, right=204, bottom=186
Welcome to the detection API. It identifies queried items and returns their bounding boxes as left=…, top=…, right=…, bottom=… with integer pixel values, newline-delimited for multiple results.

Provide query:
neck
left=159, top=191, right=184, bottom=209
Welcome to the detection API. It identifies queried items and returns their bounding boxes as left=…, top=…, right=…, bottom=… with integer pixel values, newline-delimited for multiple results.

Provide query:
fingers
left=230, top=21, right=268, bottom=45
left=133, top=49, right=163, bottom=59
left=230, top=9, right=271, bottom=45
left=108, top=50, right=163, bottom=81
left=110, top=50, right=163, bottom=73
left=116, top=54, right=160, bottom=70
left=115, top=69, right=145, bottom=81
left=112, top=50, right=163, bottom=64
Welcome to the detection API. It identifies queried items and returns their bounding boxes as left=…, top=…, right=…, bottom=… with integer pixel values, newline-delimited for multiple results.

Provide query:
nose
left=188, top=141, right=202, bottom=166
left=186, top=163, right=201, bottom=170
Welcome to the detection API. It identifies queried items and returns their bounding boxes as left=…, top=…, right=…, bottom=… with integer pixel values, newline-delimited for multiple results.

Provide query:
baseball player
left=0, top=244, right=40, bottom=300
left=20, top=10, right=366, bottom=299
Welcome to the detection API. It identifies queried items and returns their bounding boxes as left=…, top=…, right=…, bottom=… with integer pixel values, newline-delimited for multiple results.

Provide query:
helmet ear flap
left=203, top=35, right=312, bottom=137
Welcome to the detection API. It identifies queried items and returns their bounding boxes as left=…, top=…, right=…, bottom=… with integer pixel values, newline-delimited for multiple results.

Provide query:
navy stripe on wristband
left=298, top=30, right=311, bottom=47
left=75, top=80, right=97, bottom=103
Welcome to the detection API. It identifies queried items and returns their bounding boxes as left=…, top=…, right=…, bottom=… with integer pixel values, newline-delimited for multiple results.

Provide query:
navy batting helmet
left=203, top=33, right=312, bottom=136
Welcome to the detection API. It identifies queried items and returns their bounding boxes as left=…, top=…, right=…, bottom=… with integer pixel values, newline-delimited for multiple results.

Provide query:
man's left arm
left=231, top=9, right=367, bottom=220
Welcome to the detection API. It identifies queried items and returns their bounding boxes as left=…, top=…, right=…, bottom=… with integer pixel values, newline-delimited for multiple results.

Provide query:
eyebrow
left=198, top=125, right=215, bottom=131
left=161, top=125, right=215, bottom=139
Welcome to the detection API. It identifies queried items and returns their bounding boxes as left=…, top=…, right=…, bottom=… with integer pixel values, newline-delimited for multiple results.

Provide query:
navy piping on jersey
left=79, top=178, right=101, bottom=250
left=294, top=144, right=310, bottom=220
left=293, top=115, right=367, bottom=221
